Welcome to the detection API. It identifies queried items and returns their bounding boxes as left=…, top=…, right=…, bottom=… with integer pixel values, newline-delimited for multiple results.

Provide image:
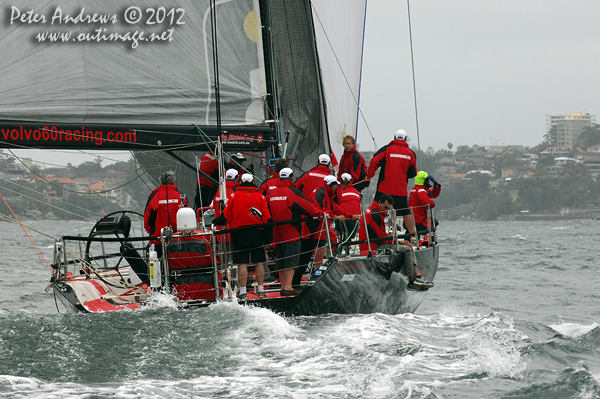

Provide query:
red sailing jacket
left=211, top=180, right=238, bottom=208
left=367, top=139, right=417, bottom=196
left=259, top=173, right=283, bottom=196
left=295, top=164, right=333, bottom=197
left=358, top=201, right=391, bottom=253
left=222, top=183, right=271, bottom=229
left=408, top=184, right=437, bottom=227
left=197, top=152, right=219, bottom=187
left=339, top=146, right=367, bottom=184
left=144, top=184, right=190, bottom=242
left=338, top=183, right=361, bottom=215
left=427, top=184, right=441, bottom=199
left=266, top=179, right=323, bottom=244
left=303, top=181, right=352, bottom=241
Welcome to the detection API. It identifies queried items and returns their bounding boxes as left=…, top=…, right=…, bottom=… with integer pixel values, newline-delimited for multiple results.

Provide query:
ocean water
left=0, top=219, right=599, bottom=398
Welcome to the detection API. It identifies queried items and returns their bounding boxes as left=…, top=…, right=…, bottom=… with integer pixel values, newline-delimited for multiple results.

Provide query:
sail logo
left=0, top=125, right=136, bottom=146
left=221, top=133, right=263, bottom=144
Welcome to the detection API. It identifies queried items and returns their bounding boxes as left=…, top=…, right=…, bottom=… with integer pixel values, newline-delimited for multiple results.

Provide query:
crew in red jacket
left=295, top=154, right=333, bottom=198
left=213, top=173, right=271, bottom=301
left=337, top=173, right=361, bottom=244
left=408, top=171, right=441, bottom=233
left=210, top=169, right=239, bottom=244
left=266, top=168, right=323, bottom=296
left=194, top=151, right=220, bottom=211
left=366, top=129, right=418, bottom=234
left=295, top=175, right=358, bottom=286
left=259, top=158, right=289, bottom=196
left=144, top=171, right=190, bottom=256
left=339, top=135, right=368, bottom=192
left=358, top=194, right=394, bottom=255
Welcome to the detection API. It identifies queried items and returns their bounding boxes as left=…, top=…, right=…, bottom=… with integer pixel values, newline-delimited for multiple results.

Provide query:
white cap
left=395, top=129, right=407, bottom=140
left=324, top=175, right=338, bottom=186
left=231, top=152, right=246, bottom=161
left=225, top=169, right=239, bottom=180
left=279, top=167, right=293, bottom=179
left=318, top=154, right=331, bottom=165
left=241, top=173, right=253, bottom=183
left=340, top=173, right=352, bottom=182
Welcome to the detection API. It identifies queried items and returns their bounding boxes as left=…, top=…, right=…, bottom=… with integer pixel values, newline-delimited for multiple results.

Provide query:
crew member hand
left=352, top=214, right=361, bottom=221
left=334, top=215, right=346, bottom=222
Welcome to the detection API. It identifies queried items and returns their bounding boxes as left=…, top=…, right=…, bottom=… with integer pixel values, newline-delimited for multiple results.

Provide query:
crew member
left=210, top=169, right=239, bottom=245
left=296, top=175, right=358, bottom=286
left=266, top=168, right=323, bottom=296
left=337, top=173, right=361, bottom=248
left=366, top=129, right=418, bottom=235
left=194, top=151, right=220, bottom=211
left=295, top=154, right=333, bottom=198
left=339, top=135, right=368, bottom=192
left=213, top=173, right=271, bottom=301
left=259, top=158, right=289, bottom=196
left=227, top=152, right=247, bottom=176
left=144, top=171, right=189, bottom=257
left=358, top=194, right=433, bottom=289
left=408, top=171, right=441, bottom=236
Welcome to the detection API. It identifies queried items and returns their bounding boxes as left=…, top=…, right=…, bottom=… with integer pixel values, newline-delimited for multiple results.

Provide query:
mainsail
left=0, top=0, right=367, bottom=195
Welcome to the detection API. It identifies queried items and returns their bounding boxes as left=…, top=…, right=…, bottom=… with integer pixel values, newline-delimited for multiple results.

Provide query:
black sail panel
left=269, top=0, right=331, bottom=174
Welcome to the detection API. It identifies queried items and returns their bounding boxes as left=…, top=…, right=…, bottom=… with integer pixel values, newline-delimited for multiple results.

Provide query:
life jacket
left=367, top=139, right=417, bottom=197
left=266, top=179, right=322, bottom=243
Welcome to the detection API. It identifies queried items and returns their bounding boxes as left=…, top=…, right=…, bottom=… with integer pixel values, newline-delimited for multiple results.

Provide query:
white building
left=546, top=110, right=595, bottom=148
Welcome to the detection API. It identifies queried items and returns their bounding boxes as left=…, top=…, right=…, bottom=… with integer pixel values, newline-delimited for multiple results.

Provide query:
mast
left=258, top=0, right=282, bottom=158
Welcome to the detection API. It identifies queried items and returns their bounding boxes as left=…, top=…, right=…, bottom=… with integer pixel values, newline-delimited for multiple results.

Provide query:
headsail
left=311, top=0, right=368, bottom=164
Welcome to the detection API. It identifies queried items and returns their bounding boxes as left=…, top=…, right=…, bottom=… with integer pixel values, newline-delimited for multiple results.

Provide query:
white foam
left=549, top=322, right=598, bottom=338
left=140, top=291, right=179, bottom=310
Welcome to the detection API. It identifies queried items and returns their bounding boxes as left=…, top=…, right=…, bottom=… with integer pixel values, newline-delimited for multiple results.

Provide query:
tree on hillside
left=577, top=124, right=600, bottom=149
left=542, top=126, right=557, bottom=148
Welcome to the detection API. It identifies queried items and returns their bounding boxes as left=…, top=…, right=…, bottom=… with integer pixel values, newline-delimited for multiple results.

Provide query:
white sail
left=311, top=0, right=367, bottom=164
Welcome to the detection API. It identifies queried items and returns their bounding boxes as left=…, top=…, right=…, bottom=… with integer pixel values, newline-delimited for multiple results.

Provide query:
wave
left=549, top=323, right=599, bottom=339
left=500, top=363, right=600, bottom=399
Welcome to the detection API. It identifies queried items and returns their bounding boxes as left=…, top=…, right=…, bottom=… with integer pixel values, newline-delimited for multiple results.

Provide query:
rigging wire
left=0, top=192, right=55, bottom=277
left=193, top=125, right=266, bottom=183
left=406, top=0, right=422, bottom=170
left=7, top=148, right=166, bottom=195
left=0, top=181, right=97, bottom=220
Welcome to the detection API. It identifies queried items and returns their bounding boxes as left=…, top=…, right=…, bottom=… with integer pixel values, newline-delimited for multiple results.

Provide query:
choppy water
left=1, top=219, right=599, bottom=398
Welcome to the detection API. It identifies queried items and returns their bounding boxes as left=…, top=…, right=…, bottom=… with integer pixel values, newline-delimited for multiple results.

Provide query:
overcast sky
left=357, top=0, right=600, bottom=153
left=12, top=0, right=600, bottom=166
